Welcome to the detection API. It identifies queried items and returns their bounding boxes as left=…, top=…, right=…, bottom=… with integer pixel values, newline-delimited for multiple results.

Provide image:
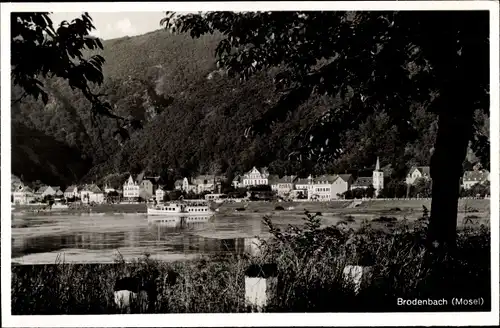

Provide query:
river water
left=11, top=211, right=346, bottom=264
left=11, top=200, right=488, bottom=264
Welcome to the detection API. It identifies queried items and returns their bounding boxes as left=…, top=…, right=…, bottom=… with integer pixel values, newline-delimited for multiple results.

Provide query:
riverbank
left=12, top=198, right=489, bottom=216
left=12, top=217, right=491, bottom=314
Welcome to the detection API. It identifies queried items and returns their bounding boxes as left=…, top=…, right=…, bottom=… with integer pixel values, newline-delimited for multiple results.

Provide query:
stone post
left=342, top=265, right=373, bottom=294
left=244, top=263, right=278, bottom=312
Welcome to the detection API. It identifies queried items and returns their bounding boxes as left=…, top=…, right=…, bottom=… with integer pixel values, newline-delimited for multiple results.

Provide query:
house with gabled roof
left=80, top=184, right=105, bottom=204
left=12, top=185, right=35, bottom=204
left=64, top=185, right=79, bottom=199
left=267, top=174, right=280, bottom=192
left=37, top=185, right=60, bottom=198
left=462, top=169, right=490, bottom=189
left=406, top=166, right=431, bottom=185
left=352, top=177, right=373, bottom=190
left=307, top=173, right=354, bottom=201
left=294, top=175, right=314, bottom=197
left=271, top=175, right=297, bottom=196
left=191, top=174, right=226, bottom=193
left=242, top=166, right=270, bottom=186
left=156, top=186, right=166, bottom=203
left=123, top=175, right=140, bottom=200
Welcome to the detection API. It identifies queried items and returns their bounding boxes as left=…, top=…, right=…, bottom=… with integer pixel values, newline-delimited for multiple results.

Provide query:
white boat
left=147, top=200, right=215, bottom=216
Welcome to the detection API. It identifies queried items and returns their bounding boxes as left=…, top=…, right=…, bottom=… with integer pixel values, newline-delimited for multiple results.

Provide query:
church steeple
left=373, top=157, right=384, bottom=197
left=375, top=157, right=380, bottom=171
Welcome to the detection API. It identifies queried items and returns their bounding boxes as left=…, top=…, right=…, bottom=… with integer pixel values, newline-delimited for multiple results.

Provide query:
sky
left=49, top=12, right=169, bottom=40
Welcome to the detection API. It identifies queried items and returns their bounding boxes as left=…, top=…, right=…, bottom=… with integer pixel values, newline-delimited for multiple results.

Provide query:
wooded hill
left=11, top=28, right=488, bottom=189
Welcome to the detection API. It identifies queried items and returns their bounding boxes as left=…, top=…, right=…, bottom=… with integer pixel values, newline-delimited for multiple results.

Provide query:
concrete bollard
left=342, top=265, right=373, bottom=294
left=244, top=263, right=278, bottom=312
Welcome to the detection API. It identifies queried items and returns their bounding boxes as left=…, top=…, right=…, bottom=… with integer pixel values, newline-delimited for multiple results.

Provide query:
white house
left=295, top=175, right=314, bottom=197
left=64, top=185, right=79, bottom=199
left=156, top=187, right=165, bottom=203
left=176, top=177, right=197, bottom=193
left=123, top=175, right=140, bottom=199
left=37, top=186, right=60, bottom=199
left=309, top=175, right=336, bottom=201
left=406, top=166, right=431, bottom=185
left=272, top=175, right=297, bottom=197
left=191, top=175, right=225, bottom=193
left=12, top=185, right=35, bottom=204
left=462, top=170, right=490, bottom=189
left=332, top=174, right=354, bottom=198
left=308, top=174, right=353, bottom=201
left=80, top=184, right=105, bottom=204
left=242, top=167, right=269, bottom=186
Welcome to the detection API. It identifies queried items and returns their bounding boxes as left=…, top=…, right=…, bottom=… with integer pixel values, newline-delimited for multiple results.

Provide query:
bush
left=372, top=216, right=398, bottom=223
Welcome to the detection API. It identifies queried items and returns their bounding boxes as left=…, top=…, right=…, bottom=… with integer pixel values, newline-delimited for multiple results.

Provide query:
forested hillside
left=11, top=28, right=488, bottom=188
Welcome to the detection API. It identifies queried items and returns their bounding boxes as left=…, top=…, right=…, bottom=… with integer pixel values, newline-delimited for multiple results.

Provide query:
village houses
left=270, top=175, right=298, bottom=197
left=36, top=185, right=60, bottom=198
left=175, top=175, right=226, bottom=194
left=123, top=175, right=140, bottom=200
left=405, top=166, right=431, bottom=185
left=12, top=185, right=35, bottom=205
left=64, top=185, right=79, bottom=199
left=241, top=167, right=270, bottom=187
left=308, top=174, right=354, bottom=201
left=155, top=186, right=166, bottom=203
left=294, top=175, right=314, bottom=198
left=462, top=169, right=490, bottom=189
left=80, top=184, right=105, bottom=204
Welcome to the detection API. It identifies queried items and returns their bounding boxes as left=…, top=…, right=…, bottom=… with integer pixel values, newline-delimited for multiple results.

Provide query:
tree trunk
left=428, top=109, right=474, bottom=251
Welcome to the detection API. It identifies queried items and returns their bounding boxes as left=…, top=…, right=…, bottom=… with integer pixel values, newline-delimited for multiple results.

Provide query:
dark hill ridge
left=11, top=28, right=487, bottom=188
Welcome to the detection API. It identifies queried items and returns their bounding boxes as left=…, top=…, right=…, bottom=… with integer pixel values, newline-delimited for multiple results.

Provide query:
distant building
left=268, top=175, right=280, bottom=193
left=232, top=175, right=242, bottom=189
left=351, top=177, right=373, bottom=190
left=104, top=185, right=117, bottom=194
left=406, top=166, right=431, bottom=185
left=333, top=174, right=354, bottom=198
left=273, top=175, right=297, bottom=197
left=64, top=185, right=79, bottom=199
left=37, top=186, right=60, bottom=198
left=12, top=185, right=35, bottom=204
left=242, top=167, right=269, bottom=186
left=308, top=174, right=353, bottom=201
left=462, top=170, right=490, bottom=189
left=156, top=186, right=165, bottom=203
left=174, top=175, right=225, bottom=194
left=192, top=175, right=226, bottom=193
left=123, top=175, right=140, bottom=199
left=295, top=175, right=314, bottom=197
left=80, top=184, right=105, bottom=204
left=372, top=157, right=384, bottom=197
left=135, top=172, right=160, bottom=200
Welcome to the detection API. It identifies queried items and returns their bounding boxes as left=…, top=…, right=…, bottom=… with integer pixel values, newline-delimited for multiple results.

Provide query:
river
left=11, top=199, right=488, bottom=264
left=11, top=211, right=344, bottom=264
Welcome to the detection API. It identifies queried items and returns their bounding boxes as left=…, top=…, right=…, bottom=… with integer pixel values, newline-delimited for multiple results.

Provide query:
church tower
left=372, top=157, right=384, bottom=197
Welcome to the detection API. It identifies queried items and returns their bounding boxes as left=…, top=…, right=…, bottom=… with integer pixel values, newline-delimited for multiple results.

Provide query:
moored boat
left=147, top=200, right=215, bottom=216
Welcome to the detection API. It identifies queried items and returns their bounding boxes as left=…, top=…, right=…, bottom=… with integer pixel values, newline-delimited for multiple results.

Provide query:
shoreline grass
left=12, top=210, right=491, bottom=314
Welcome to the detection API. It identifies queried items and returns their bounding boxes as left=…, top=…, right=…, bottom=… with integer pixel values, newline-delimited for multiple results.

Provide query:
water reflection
left=12, top=213, right=275, bottom=263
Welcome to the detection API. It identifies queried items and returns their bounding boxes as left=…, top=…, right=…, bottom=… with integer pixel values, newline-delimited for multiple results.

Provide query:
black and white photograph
left=1, top=1, right=499, bottom=326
